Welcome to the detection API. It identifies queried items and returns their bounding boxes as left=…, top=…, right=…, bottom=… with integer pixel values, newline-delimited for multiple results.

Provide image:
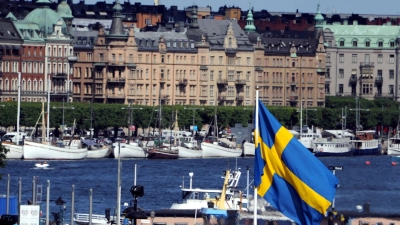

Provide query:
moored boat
left=35, top=162, right=49, bottom=168
left=112, top=141, right=147, bottom=158
left=201, top=136, right=242, bottom=158
left=178, top=136, right=202, bottom=158
left=82, top=139, right=109, bottom=159
left=243, top=141, right=254, bottom=156
left=388, top=134, right=400, bottom=155
left=1, top=132, right=27, bottom=159
left=313, top=137, right=353, bottom=156
left=147, top=146, right=178, bottom=159
left=170, top=169, right=247, bottom=211
left=351, top=130, right=381, bottom=155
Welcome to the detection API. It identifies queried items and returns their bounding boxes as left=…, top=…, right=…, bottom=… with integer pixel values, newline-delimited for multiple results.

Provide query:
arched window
left=352, top=38, right=358, bottom=47
left=27, top=80, right=31, bottom=91
left=39, top=80, right=43, bottom=91
left=338, top=38, right=345, bottom=47
left=33, top=80, right=37, bottom=92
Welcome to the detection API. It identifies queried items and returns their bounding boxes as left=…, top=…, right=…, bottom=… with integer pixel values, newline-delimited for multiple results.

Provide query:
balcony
left=289, top=96, right=298, bottom=103
left=349, top=75, right=357, bottom=85
left=375, top=93, right=394, bottom=99
left=360, top=62, right=374, bottom=67
left=94, top=62, right=107, bottom=67
left=235, top=79, right=246, bottom=86
left=160, top=78, right=166, bottom=84
left=236, top=95, right=244, bottom=101
left=178, top=78, right=188, bottom=86
left=108, top=93, right=125, bottom=99
left=217, top=79, right=228, bottom=85
left=52, top=73, right=67, bottom=78
left=375, top=76, right=383, bottom=86
left=108, top=62, right=125, bottom=67
left=50, top=91, right=72, bottom=97
left=290, top=81, right=297, bottom=87
left=255, top=66, right=263, bottom=72
left=218, top=95, right=226, bottom=100
left=107, top=77, right=125, bottom=83
left=161, top=94, right=170, bottom=100
left=67, top=56, right=78, bottom=62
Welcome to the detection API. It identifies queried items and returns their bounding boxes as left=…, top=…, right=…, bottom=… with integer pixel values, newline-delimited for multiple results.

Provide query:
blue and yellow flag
left=254, top=100, right=338, bottom=225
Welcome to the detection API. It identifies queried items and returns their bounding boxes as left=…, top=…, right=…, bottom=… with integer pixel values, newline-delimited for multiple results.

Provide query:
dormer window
left=167, top=42, right=170, bottom=47
left=352, top=40, right=357, bottom=47
left=339, top=40, right=345, bottom=47
left=365, top=40, right=370, bottom=47
left=390, top=41, right=395, bottom=47
left=191, top=43, right=194, bottom=48
left=378, top=41, right=383, bottom=47
left=173, top=42, right=176, bottom=47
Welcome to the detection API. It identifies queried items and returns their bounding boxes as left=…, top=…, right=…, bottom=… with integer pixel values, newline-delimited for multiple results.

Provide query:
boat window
left=174, top=223, right=188, bottom=225
left=194, top=192, right=199, bottom=199
left=154, top=223, right=167, bottom=225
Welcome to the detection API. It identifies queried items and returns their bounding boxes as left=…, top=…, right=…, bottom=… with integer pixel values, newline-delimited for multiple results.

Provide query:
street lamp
left=121, top=103, right=142, bottom=143
left=52, top=98, right=74, bottom=131
left=184, top=107, right=204, bottom=135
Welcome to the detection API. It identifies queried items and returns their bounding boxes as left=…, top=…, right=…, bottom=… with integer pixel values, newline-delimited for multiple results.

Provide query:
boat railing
left=74, top=213, right=106, bottom=221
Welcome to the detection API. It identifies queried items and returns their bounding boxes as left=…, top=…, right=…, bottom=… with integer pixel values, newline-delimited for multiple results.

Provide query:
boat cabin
left=355, top=131, right=375, bottom=141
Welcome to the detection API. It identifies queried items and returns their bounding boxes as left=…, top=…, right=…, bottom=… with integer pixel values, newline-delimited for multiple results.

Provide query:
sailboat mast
left=47, top=74, right=50, bottom=143
left=16, top=72, right=21, bottom=145
left=214, top=104, right=218, bottom=138
left=300, top=98, right=303, bottom=138
left=41, top=102, right=45, bottom=144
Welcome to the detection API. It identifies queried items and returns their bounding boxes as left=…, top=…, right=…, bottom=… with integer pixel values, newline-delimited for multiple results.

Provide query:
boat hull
left=147, top=148, right=178, bottom=159
left=243, top=142, right=254, bottom=156
left=74, top=214, right=109, bottom=225
left=24, top=141, right=88, bottom=160
left=388, top=142, right=400, bottom=155
left=314, top=149, right=353, bottom=157
left=201, top=142, right=242, bottom=158
left=112, top=143, right=147, bottom=158
left=178, top=146, right=202, bottom=158
left=86, top=147, right=109, bottom=159
left=2, top=143, right=23, bottom=159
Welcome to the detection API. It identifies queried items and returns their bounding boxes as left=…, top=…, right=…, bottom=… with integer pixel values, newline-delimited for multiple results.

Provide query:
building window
left=378, top=41, right=383, bottom=47
left=352, top=54, right=357, bottom=63
left=338, top=84, right=343, bottom=93
left=339, top=69, right=344, bottom=78
left=365, top=40, right=370, bottom=47
left=377, top=54, right=383, bottom=63
left=210, top=56, right=214, bottom=65
left=326, top=53, right=330, bottom=63
left=390, top=41, right=395, bottom=47
left=389, top=70, right=394, bottom=79
left=99, top=53, right=104, bottom=62
left=377, top=69, right=382, bottom=78
left=352, top=40, right=357, bottom=47
left=390, top=55, right=395, bottom=64
left=339, top=40, right=345, bottom=46
left=339, top=54, right=344, bottom=63
left=145, top=19, right=151, bottom=25
left=389, top=85, right=394, bottom=94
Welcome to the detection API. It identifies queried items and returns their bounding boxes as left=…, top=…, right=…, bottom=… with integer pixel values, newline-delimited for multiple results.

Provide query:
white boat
left=243, top=141, right=254, bottom=156
left=388, top=134, right=400, bottom=155
left=74, top=213, right=109, bottom=225
left=388, top=118, right=400, bottom=155
left=170, top=169, right=247, bottom=211
left=113, top=141, right=147, bottom=158
left=35, top=162, right=49, bottom=168
left=1, top=142, right=23, bottom=159
left=298, top=126, right=322, bottom=151
left=313, top=137, right=353, bottom=156
left=178, top=136, right=202, bottom=158
left=82, top=140, right=109, bottom=159
left=23, top=103, right=88, bottom=160
left=351, top=130, right=381, bottom=155
left=1, top=132, right=27, bottom=159
left=201, top=136, right=242, bottom=158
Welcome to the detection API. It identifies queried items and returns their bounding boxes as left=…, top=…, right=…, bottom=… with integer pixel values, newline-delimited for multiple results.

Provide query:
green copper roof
left=113, top=0, right=122, bottom=11
left=24, top=7, right=68, bottom=36
left=13, top=21, right=46, bottom=42
left=6, top=12, right=18, bottom=21
left=57, top=0, right=74, bottom=20
left=244, top=9, right=256, bottom=32
left=314, top=3, right=324, bottom=22
left=323, top=24, right=400, bottom=48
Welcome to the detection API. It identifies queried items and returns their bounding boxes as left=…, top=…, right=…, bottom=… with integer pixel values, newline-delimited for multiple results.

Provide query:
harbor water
left=0, top=156, right=399, bottom=222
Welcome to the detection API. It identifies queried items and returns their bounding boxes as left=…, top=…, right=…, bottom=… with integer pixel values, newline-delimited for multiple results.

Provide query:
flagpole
left=254, top=86, right=260, bottom=225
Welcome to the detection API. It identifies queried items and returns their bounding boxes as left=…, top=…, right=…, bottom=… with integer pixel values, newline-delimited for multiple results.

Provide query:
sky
left=81, top=0, right=400, bottom=16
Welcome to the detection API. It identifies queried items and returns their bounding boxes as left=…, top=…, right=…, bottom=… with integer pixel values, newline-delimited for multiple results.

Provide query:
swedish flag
left=254, top=100, right=338, bottom=225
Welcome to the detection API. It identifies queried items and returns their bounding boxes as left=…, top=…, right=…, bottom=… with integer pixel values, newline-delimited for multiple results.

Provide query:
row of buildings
left=0, top=0, right=399, bottom=107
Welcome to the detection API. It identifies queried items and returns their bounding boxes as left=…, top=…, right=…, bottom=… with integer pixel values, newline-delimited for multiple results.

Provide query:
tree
left=0, top=143, right=8, bottom=179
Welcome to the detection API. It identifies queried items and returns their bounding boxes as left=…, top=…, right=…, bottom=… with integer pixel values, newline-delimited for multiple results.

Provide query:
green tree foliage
left=2, top=96, right=400, bottom=136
